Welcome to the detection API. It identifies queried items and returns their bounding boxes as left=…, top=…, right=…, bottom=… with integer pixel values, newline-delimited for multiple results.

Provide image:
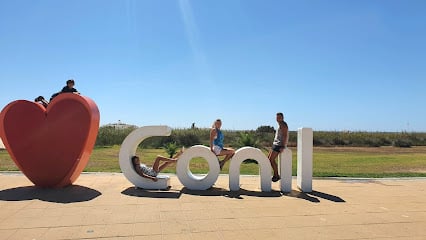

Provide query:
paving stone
left=0, top=173, right=425, bottom=240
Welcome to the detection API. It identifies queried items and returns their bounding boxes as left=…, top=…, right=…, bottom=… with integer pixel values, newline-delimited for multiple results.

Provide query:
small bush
left=393, top=139, right=412, bottom=148
left=164, top=142, right=179, bottom=158
left=237, top=132, right=259, bottom=148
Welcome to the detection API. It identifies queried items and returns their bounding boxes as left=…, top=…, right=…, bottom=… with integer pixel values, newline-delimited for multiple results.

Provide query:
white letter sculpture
left=279, top=148, right=292, bottom=193
left=229, top=147, right=272, bottom=192
left=297, top=127, right=313, bottom=192
left=119, top=126, right=171, bottom=189
left=176, top=145, right=220, bottom=190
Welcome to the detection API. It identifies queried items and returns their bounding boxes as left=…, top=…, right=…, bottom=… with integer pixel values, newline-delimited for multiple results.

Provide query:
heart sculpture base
left=0, top=93, right=100, bottom=188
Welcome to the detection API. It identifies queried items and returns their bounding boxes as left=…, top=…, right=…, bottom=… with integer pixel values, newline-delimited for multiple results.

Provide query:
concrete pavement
left=0, top=172, right=425, bottom=240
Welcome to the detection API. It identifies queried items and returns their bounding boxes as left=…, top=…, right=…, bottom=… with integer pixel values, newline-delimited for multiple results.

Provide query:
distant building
left=103, top=120, right=137, bottom=129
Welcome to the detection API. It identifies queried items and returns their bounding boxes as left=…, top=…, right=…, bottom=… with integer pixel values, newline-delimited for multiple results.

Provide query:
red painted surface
left=0, top=93, right=100, bottom=187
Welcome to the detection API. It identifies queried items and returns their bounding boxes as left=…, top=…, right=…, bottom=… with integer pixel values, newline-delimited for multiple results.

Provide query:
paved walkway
left=0, top=172, right=425, bottom=240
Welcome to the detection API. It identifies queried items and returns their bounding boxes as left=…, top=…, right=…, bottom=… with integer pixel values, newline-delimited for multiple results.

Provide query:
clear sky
left=0, top=0, right=425, bottom=132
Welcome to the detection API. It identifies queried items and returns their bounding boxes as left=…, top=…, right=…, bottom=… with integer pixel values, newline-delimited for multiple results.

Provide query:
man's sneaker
left=272, top=175, right=281, bottom=182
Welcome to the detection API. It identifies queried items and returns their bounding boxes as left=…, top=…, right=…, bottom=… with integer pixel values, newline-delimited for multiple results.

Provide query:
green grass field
left=1, top=146, right=425, bottom=177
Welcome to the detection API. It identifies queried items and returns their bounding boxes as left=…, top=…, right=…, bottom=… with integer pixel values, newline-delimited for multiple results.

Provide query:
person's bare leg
left=158, top=162, right=172, bottom=172
left=222, top=151, right=234, bottom=163
left=173, top=148, right=184, bottom=158
left=220, top=148, right=234, bottom=161
left=218, top=148, right=235, bottom=169
left=152, top=158, right=162, bottom=172
left=158, top=148, right=185, bottom=172
left=156, top=155, right=178, bottom=163
left=267, top=149, right=273, bottom=160
left=154, top=156, right=179, bottom=172
left=269, top=151, right=280, bottom=177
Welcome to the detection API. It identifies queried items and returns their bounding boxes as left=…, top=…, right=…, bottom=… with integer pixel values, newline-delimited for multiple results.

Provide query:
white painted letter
left=119, top=126, right=171, bottom=189
left=279, top=148, right=292, bottom=193
left=176, top=145, right=220, bottom=190
left=229, top=147, right=272, bottom=192
left=297, top=127, right=313, bottom=192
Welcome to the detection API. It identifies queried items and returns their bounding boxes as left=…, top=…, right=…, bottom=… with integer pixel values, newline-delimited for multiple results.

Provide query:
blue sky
left=0, top=0, right=425, bottom=132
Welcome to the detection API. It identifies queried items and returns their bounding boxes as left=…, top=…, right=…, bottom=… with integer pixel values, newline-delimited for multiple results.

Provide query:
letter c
left=119, top=125, right=171, bottom=188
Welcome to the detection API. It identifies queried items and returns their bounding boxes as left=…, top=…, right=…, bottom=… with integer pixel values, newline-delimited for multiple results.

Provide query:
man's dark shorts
left=272, top=145, right=284, bottom=153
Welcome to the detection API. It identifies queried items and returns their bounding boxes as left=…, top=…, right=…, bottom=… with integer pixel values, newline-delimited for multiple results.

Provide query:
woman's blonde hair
left=212, top=119, right=221, bottom=128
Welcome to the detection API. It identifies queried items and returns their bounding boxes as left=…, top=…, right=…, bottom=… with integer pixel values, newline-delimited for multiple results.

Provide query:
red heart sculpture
left=0, top=93, right=100, bottom=187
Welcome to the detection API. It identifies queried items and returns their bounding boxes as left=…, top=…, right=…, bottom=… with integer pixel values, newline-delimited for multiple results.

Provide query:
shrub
left=164, top=142, right=179, bottom=158
left=393, top=139, right=412, bottom=148
left=237, top=132, right=259, bottom=148
left=236, top=132, right=259, bottom=164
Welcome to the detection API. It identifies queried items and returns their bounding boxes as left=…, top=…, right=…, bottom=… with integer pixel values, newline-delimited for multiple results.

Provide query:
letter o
left=176, top=145, right=220, bottom=190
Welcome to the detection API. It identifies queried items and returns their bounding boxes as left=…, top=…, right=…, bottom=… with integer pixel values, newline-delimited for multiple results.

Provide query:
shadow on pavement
left=310, top=190, right=345, bottom=202
left=121, top=187, right=182, bottom=199
left=180, top=187, right=228, bottom=197
left=0, top=185, right=101, bottom=203
left=283, top=190, right=345, bottom=203
left=225, top=189, right=282, bottom=199
left=181, top=187, right=282, bottom=199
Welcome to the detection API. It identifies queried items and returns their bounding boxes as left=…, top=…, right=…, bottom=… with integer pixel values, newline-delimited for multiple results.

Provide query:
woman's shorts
left=212, top=145, right=223, bottom=155
left=272, top=145, right=284, bottom=153
left=141, top=164, right=158, bottom=177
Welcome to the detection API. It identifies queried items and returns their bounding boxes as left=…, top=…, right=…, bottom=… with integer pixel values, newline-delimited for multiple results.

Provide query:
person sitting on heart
left=34, top=79, right=80, bottom=107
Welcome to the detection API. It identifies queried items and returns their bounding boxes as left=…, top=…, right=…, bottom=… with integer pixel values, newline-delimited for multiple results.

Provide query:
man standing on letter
left=268, top=112, right=289, bottom=182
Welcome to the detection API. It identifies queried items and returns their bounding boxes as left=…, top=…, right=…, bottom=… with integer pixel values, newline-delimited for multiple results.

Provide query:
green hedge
left=95, top=126, right=426, bottom=148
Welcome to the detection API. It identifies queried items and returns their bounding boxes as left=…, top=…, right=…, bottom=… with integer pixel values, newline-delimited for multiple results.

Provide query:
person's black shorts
left=272, top=145, right=284, bottom=153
